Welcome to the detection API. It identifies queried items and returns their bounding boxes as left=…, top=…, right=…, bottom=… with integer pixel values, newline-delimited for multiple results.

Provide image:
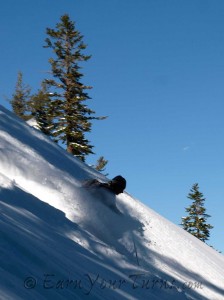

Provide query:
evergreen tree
left=44, top=14, right=106, bottom=161
left=94, top=156, right=108, bottom=175
left=10, top=71, right=32, bottom=121
left=181, top=183, right=213, bottom=242
left=28, top=82, right=54, bottom=136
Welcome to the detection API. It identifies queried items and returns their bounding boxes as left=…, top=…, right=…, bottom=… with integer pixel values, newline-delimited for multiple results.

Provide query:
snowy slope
left=0, top=105, right=224, bottom=300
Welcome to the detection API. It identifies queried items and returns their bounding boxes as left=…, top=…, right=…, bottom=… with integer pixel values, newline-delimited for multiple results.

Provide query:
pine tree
left=181, top=183, right=213, bottom=242
left=28, top=81, right=54, bottom=136
left=10, top=71, right=32, bottom=121
left=94, top=156, right=108, bottom=175
left=44, top=14, right=106, bottom=161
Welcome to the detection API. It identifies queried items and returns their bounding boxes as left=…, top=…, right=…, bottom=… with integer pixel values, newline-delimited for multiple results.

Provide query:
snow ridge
left=0, top=105, right=224, bottom=300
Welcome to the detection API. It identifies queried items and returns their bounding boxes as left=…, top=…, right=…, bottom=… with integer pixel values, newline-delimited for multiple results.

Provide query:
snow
left=26, top=118, right=40, bottom=130
left=0, top=104, right=224, bottom=300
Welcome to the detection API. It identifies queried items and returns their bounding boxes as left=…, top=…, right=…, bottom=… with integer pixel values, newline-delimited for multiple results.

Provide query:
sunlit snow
left=0, top=105, right=224, bottom=300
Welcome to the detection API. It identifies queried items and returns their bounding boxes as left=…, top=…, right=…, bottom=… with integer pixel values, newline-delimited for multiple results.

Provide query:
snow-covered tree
left=181, top=183, right=213, bottom=242
left=44, top=14, right=106, bottom=161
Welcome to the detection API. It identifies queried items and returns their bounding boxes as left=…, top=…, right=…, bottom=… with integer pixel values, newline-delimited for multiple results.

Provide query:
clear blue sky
left=0, top=0, right=223, bottom=253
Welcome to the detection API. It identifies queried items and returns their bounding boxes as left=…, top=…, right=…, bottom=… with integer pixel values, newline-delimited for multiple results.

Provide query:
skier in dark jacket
left=84, top=175, right=126, bottom=195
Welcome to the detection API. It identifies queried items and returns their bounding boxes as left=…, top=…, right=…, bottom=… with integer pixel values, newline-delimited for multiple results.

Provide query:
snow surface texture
left=0, top=105, right=224, bottom=300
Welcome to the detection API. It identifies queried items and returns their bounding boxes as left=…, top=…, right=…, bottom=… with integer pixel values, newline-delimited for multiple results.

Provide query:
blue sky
left=0, top=0, right=224, bottom=253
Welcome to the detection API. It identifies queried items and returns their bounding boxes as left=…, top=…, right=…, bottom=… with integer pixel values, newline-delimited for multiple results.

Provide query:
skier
left=84, top=175, right=126, bottom=195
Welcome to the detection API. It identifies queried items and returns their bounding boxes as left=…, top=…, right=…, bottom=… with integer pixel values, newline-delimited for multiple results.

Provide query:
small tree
left=94, top=156, right=108, bottom=175
left=44, top=14, right=106, bottom=161
left=10, top=71, right=32, bottom=121
left=28, top=81, right=55, bottom=136
left=181, top=183, right=213, bottom=242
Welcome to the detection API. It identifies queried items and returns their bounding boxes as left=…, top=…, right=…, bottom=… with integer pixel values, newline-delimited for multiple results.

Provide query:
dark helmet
left=108, top=175, right=126, bottom=195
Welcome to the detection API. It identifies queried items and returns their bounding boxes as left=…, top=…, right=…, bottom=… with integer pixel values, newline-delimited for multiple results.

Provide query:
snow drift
left=0, top=105, right=224, bottom=300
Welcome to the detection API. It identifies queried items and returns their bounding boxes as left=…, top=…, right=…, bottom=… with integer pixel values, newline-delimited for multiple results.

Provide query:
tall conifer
left=44, top=14, right=106, bottom=161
